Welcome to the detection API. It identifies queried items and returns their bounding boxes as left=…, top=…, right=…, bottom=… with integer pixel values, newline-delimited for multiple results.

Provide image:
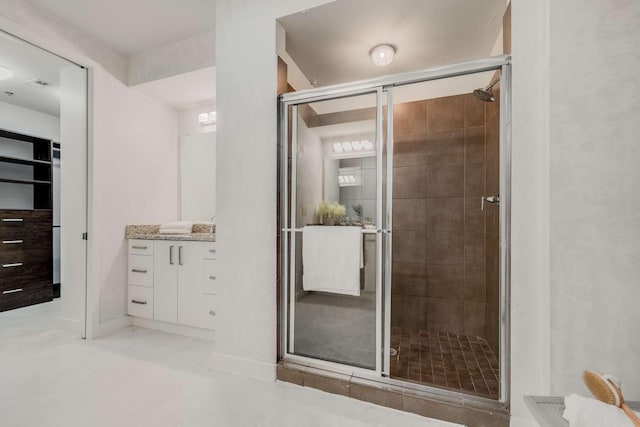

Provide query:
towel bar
left=282, top=227, right=386, bottom=234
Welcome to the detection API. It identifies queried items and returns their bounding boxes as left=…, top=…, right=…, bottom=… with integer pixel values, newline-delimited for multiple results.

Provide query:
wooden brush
left=583, top=370, right=640, bottom=427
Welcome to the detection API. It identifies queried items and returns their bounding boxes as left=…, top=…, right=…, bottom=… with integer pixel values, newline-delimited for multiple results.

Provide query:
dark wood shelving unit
left=0, top=128, right=53, bottom=312
left=0, top=155, right=52, bottom=167
left=0, top=178, right=52, bottom=185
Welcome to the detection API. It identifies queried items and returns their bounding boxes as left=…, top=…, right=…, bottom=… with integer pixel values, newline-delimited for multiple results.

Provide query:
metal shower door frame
left=279, top=54, right=512, bottom=404
left=282, top=87, right=387, bottom=375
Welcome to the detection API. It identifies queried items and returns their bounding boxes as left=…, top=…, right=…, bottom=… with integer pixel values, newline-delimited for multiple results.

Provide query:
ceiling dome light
left=370, top=44, right=396, bottom=67
left=0, top=66, right=13, bottom=81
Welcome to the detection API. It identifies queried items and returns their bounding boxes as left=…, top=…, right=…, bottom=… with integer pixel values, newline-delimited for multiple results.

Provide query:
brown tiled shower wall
left=391, top=92, right=500, bottom=355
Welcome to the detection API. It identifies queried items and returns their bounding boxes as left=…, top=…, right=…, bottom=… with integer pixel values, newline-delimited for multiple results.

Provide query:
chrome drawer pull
left=2, top=288, right=23, bottom=294
left=209, top=249, right=216, bottom=253
left=131, top=269, right=147, bottom=273
left=2, top=218, right=23, bottom=222
left=209, top=310, right=216, bottom=316
left=2, top=263, right=23, bottom=268
left=131, top=245, right=148, bottom=250
left=2, top=240, right=23, bottom=244
left=131, top=299, right=147, bottom=305
left=209, top=275, right=216, bottom=280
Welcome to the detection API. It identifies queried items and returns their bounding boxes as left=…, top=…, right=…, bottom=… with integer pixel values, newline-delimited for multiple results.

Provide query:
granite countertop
left=125, top=224, right=216, bottom=242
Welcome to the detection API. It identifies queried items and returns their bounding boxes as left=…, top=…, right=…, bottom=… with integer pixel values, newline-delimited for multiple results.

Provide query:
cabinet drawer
left=202, top=242, right=217, bottom=260
left=0, top=259, right=51, bottom=279
left=127, top=255, right=154, bottom=287
left=0, top=285, right=52, bottom=313
left=202, top=259, right=217, bottom=295
left=128, top=285, right=153, bottom=319
left=0, top=275, right=51, bottom=294
left=0, top=210, right=51, bottom=234
left=128, top=239, right=154, bottom=256
left=202, top=294, right=217, bottom=330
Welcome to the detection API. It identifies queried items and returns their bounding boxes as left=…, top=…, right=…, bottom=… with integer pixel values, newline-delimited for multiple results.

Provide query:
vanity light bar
left=332, top=140, right=374, bottom=154
left=198, top=111, right=217, bottom=125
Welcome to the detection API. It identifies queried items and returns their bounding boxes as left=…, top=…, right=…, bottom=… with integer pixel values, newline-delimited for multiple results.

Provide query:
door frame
left=0, top=22, right=92, bottom=340
left=278, top=54, right=512, bottom=404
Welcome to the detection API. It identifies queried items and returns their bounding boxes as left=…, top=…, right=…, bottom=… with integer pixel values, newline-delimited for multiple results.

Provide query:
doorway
left=279, top=56, right=510, bottom=403
left=0, top=28, right=89, bottom=338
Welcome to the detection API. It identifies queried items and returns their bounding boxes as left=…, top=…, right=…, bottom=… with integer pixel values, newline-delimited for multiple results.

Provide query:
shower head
left=473, top=87, right=495, bottom=102
left=473, top=75, right=501, bottom=102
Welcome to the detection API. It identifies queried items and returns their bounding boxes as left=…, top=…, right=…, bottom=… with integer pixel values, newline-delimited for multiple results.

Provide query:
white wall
left=178, top=103, right=217, bottom=136
left=128, top=31, right=215, bottom=86
left=548, top=0, right=640, bottom=397
left=0, top=0, right=127, bottom=82
left=0, top=100, right=60, bottom=140
left=509, top=0, right=551, bottom=424
left=91, top=67, right=179, bottom=324
left=214, top=0, right=334, bottom=378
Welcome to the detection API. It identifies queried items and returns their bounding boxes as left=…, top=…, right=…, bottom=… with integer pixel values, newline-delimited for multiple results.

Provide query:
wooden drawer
left=202, top=259, right=217, bottom=295
left=1, top=242, right=52, bottom=265
left=202, top=242, right=217, bottom=260
left=128, top=239, right=153, bottom=256
left=202, top=294, right=217, bottom=330
left=0, top=259, right=51, bottom=279
left=127, top=285, right=153, bottom=319
left=0, top=275, right=51, bottom=294
left=0, top=210, right=52, bottom=234
left=127, top=255, right=153, bottom=287
left=0, top=284, right=52, bottom=312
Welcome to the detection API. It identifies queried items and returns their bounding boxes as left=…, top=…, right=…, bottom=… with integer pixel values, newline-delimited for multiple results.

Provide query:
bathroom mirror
left=180, top=131, right=216, bottom=221
left=131, top=67, right=216, bottom=224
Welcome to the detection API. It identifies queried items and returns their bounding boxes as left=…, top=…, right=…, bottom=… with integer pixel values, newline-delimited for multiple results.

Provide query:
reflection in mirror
left=180, top=131, right=216, bottom=221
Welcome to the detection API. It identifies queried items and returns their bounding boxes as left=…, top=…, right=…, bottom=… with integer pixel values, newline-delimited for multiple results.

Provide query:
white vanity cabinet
left=127, top=239, right=154, bottom=319
left=127, top=239, right=217, bottom=330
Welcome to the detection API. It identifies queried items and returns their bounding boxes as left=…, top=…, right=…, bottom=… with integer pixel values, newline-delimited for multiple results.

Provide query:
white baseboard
left=510, top=416, right=539, bottom=427
left=211, top=352, right=276, bottom=382
left=93, top=316, right=132, bottom=338
left=131, top=317, right=215, bottom=340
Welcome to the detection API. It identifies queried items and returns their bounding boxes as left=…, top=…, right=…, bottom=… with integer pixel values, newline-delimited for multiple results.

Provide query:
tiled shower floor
left=390, top=327, right=500, bottom=399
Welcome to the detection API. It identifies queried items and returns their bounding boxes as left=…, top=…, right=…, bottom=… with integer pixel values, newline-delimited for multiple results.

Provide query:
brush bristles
left=583, top=370, right=618, bottom=406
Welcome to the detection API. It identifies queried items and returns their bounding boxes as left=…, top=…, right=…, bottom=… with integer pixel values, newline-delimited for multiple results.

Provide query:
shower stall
left=278, top=56, right=511, bottom=403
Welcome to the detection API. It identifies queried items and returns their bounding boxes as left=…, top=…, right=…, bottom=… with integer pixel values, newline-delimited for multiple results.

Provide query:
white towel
left=158, top=228, right=193, bottom=235
left=302, top=226, right=362, bottom=296
left=159, top=221, right=193, bottom=233
left=563, top=394, right=639, bottom=426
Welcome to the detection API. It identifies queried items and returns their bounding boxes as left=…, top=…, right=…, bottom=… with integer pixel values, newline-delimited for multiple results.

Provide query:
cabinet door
left=177, top=242, right=204, bottom=328
left=153, top=241, right=178, bottom=323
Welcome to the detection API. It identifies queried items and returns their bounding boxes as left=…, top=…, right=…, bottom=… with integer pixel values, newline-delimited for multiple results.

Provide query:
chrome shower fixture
left=473, top=74, right=501, bottom=102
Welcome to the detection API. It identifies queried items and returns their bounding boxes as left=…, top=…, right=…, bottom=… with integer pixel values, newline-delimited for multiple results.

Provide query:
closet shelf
left=0, top=178, right=52, bottom=185
left=0, top=155, right=51, bottom=166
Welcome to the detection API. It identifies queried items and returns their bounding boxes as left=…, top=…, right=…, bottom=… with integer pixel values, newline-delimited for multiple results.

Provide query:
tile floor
left=0, top=301, right=457, bottom=427
left=390, top=327, right=500, bottom=400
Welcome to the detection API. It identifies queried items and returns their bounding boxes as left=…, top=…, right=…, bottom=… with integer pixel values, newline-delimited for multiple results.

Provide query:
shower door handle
left=481, top=195, right=500, bottom=211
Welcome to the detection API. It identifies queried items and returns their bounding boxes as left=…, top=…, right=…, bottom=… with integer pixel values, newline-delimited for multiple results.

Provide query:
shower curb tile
left=276, top=363, right=306, bottom=386
left=402, top=394, right=465, bottom=424
left=463, top=406, right=510, bottom=427
left=303, top=367, right=351, bottom=397
left=349, top=379, right=403, bottom=410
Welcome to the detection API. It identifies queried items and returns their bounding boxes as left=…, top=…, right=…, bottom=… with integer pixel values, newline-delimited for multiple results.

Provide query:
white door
left=177, top=242, right=203, bottom=328
left=153, top=241, right=178, bottom=323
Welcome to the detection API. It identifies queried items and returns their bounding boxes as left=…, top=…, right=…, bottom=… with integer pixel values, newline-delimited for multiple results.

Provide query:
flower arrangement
left=317, top=201, right=346, bottom=225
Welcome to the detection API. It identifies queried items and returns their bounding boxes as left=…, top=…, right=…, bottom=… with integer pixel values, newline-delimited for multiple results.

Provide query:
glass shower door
left=283, top=89, right=387, bottom=372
